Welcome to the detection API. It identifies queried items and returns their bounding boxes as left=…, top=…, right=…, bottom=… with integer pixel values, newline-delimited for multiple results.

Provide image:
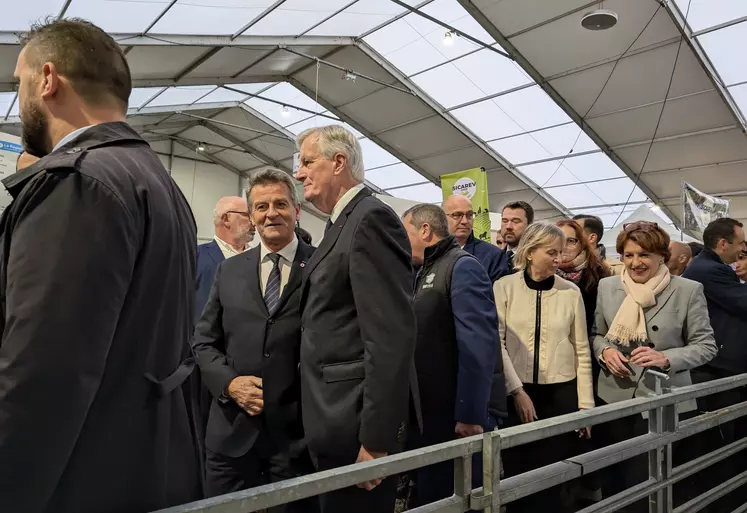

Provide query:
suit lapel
left=207, top=241, right=224, bottom=265
left=244, top=246, right=268, bottom=316
left=273, top=241, right=313, bottom=314
left=300, top=188, right=370, bottom=307
left=645, top=282, right=676, bottom=323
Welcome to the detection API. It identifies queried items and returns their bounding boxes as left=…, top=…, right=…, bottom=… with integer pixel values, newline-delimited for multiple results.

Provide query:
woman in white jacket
left=494, top=222, right=594, bottom=513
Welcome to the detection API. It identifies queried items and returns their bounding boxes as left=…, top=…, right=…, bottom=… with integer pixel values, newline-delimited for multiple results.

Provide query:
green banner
left=441, top=167, right=491, bottom=242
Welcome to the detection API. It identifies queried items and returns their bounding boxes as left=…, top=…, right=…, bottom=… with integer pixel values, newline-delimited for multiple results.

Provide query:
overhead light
left=581, top=8, right=618, bottom=31
left=342, top=71, right=357, bottom=82
left=280, top=105, right=291, bottom=117
left=443, top=30, right=456, bottom=46
left=196, top=143, right=206, bottom=152
left=651, top=205, right=662, bottom=213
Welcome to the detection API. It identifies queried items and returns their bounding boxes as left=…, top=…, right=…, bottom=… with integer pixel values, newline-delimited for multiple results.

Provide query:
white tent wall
left=601, top=204, right=698, bottom=257
left=156, top=152, right=241, bottom=242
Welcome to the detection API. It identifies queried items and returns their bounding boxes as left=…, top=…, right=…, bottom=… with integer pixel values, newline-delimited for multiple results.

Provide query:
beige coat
left=494, top=272, right=595, bottom=410
left=592, top=275, right=717, bottom=413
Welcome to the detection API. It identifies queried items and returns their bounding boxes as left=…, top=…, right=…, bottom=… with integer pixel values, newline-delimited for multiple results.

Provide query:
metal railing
left=154, top=373, right=747, bottom=513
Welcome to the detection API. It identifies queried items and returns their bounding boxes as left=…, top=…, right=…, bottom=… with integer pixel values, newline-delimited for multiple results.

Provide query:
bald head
left=442, top=194, right=474, bottom=245
left=667, top=241, right=692, bottom=276
left=213, top=196, right=252, bottom=250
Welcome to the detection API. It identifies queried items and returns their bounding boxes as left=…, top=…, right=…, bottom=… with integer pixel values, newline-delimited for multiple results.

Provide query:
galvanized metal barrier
left=154, top=373, right=747, bottom=513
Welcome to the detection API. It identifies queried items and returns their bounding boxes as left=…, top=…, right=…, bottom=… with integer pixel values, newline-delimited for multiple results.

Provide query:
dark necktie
left=507, top=250, right=515, bottom=273
left=325, top=219, right=333, bottom=234
left=264, top=253, right=282, bottom=315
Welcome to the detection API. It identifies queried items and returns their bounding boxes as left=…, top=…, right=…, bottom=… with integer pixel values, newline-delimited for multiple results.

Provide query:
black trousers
left=313, top=453, right=399, bottom=513
left=504, top=380, right=579, bottom=513
left=406, top=414, right=499, bottom=509
left=206, top=438, right=319, bottom=513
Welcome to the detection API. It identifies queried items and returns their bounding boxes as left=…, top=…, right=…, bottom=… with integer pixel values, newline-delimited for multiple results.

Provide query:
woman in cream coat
left=592, top=221, right=716, bottom=511
left=495, top=222, right=594, bottom=513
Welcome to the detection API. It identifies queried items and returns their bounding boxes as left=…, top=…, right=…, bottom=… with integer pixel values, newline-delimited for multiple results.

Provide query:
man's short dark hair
left=572, top=214, right=604, bottom=241
left=703, top=218, right=743, bottom=250
left=502, top=201, right=534, bottom=224
left=403, top=204, right=450, bottom=238
left=688, top=241, right=704, bottom=258
left=20, top=18, right=131, bottom=110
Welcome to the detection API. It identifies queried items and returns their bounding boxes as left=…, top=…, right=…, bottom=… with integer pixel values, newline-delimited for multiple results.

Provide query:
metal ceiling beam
left=142, top=0, right=177, bottom=34
left=691, top=14, right=747, bottom=38
left=170, top=139, right=243, bottom=176
left=0, top=33, right=355, bottom=47
left=456, top=0, right=679, bottom=225
left=360, top=0, right=436, bottom=39
left=388, top=0, right=510, bottom=59
left=199, top=121, right=285, bottom=170
left=299, top=0, right=358, bottom=36
left=664, top=1, right=747, bottom=127
left=354, top=41, right=572, bottom=217
left=232, top=0, right=287, bottom=39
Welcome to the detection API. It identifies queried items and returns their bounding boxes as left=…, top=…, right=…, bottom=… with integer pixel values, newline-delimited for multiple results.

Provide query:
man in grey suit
left=295, top=125, right=418, bottom=513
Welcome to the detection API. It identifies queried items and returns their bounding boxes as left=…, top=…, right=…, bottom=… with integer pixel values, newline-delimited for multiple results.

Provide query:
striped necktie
left=325, top=219, right=333, bottom=234
left=264, top=253, right=282, bottom=315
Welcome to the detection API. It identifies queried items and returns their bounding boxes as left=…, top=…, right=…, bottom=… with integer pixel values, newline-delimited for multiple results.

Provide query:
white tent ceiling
left=0, top=0, right=745, bottom=229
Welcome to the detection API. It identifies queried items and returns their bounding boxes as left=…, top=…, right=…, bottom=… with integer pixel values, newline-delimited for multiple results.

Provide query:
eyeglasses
left=225, top=211, right=250, bottom=218
left=565, top=237, right=579, bottom=247
left=447, top=211, right=475, bottom=221
left=623, top=221, right=659, bottom=231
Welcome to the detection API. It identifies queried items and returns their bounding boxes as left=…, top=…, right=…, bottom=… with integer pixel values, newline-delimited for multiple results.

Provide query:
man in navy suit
left=195, top=196, right=253, bottom=322
left=442, top=194, right=508, bottom=283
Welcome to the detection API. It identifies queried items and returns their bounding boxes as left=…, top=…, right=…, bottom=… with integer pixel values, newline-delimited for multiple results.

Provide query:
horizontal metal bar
left=674, top=470, right=747, bottom=513
left=576, top=478, right=658, bottom=513
left=406, top=496, right=463, bottom=513
left=691, top=14, right=747, bottom=38
left=175, top=112, right=288, bottom=140
left=154, top=438, right=482, bottom=513
left=498, top=374, right=747, bottom=449
left=500, top=401, right=747, bottom=506
left=0, top=32, right=355, bottom=47
left=731, top=503, right=747, bottom=513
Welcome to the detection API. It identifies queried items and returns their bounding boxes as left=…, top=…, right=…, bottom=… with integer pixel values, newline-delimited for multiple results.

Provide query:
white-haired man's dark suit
left=299, top=186, right=420, bottom=513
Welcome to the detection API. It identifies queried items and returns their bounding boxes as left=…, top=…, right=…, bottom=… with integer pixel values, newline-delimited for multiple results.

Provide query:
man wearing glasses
left=196, top=196, right=254, bottom=323
left=442, top=194, right=508, bottom=283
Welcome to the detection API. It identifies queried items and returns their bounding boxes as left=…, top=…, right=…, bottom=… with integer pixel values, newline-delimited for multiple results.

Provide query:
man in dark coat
left=0, top=19, right=200, bottom=513
left=193, top=168, right=317, bottom=512
left=295, top=125, right=419, bottom=513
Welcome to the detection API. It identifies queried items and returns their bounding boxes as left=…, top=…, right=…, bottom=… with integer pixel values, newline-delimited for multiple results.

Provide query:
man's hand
left=226, top=376, right=263, bottom=415
left=629, top=346, right=670, bottom=370
left=455, top=422, right=484, bottom=438
left=355, top=445, right=387, bottom=491
left=602, top=347, right=633, bottom=377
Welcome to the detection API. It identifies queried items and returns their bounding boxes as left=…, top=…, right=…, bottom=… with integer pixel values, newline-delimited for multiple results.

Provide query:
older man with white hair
left=195, top=196, right=253, bottom=323
left=295, top=125, right=419, bottom=513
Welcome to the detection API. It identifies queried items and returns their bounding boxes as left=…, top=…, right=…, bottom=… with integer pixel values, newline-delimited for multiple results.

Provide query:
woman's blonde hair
left=513, top=222, right=565, bottom=270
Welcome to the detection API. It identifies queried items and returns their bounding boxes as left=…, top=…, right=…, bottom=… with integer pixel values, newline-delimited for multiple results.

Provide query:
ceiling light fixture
left=443, top=30, right=456, bottom=46
left=196, top=143, right=206, bottom=152
left=280, top=105, right=291, bottom=117
left=581, top=7, right=618, bottom=31
left=651, top=205, right=662, bottom=213
left=342, top=71, right=357, bottom=82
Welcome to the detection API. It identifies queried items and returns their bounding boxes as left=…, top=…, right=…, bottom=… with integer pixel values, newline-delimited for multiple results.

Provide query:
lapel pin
left=300, top=262, right=306, bottom=268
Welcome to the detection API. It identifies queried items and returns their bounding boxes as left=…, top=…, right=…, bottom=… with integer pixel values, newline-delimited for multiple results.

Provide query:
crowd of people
left=0, top=17, right=746, bottom=513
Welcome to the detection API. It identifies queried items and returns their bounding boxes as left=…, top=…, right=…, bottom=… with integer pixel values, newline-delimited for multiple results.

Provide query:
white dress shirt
left=260, top=235, right=299, bottom=296
left=329, top=183, right=365, bottom=223
left=53, top=125, right=93, bottom=152
left=214, top=236, right=248, bottom=260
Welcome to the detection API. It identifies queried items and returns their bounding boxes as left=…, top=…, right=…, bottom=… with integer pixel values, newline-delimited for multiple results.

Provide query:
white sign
left=452, top=177, right=476, bottom=199
left=681, top=182, right=730, bottom=239
left=0, top=136, right=22, bottom=214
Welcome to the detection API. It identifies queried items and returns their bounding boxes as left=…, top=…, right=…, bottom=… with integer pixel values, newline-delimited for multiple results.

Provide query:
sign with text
left=441, top=167, right=490, bottom=242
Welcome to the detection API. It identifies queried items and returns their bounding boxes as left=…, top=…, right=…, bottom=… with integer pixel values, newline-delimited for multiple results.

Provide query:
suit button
left=301, top=326, right=304, bottom=332
left=652, top=325, right=659, bottom=332
left=264, top=352, right=270, bottom=358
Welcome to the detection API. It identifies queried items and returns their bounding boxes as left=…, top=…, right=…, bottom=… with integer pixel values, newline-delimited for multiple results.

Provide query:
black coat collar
left=3, top=122, right=145, bottom=198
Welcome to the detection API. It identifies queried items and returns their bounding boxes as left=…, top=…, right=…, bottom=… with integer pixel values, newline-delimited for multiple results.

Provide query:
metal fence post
left=648, top=370, right=677, bottom=513
left=455, top=450, right=473, bottom=510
